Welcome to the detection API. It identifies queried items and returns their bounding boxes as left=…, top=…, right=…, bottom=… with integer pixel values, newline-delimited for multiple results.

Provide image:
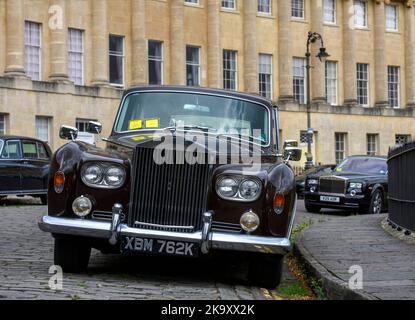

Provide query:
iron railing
left=388, top=141, right=415, bottom=232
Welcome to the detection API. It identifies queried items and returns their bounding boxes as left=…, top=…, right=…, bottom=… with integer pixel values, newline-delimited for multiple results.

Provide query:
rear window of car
left=22, top=141, right=38, bottom=159
left=1, top=140, right=22, bottom=159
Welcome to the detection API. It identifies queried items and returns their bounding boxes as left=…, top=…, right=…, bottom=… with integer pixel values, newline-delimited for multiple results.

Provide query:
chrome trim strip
left=134, top=221, right=195, bottom=231
left=287, top=194, right=298, bottom=239
left=39, top=215, right=291, bottom=255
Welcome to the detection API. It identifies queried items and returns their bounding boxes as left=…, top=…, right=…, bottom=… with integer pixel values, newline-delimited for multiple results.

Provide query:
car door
left=20, top=140, right=47, bottom=192
left=0, top=139, right=23, bottom=194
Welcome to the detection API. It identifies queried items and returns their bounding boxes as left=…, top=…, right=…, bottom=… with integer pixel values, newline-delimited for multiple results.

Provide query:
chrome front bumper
left=38, top=215, right=292, bottom=255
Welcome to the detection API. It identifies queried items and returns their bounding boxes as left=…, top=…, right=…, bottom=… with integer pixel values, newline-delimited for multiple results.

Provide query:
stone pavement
left=295, top=214, right=415, bottom=300
left=0, top=197, right=300, bottom=300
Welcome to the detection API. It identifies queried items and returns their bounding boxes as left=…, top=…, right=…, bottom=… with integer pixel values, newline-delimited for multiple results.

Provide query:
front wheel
left=368, top=189, right=383, bottom=214
left=248, top=254, right=283, bottom=289
left=54, top=237, right=91, bottom=273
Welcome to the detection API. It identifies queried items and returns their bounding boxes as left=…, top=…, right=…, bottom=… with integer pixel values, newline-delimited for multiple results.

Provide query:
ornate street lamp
left=304, top=31, right=330, bottom=170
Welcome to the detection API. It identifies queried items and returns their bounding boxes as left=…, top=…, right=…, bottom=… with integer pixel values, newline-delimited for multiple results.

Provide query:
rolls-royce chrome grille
left=319, top=177, right=346, bottom=194
left=129, top=147, right=211, bottom=233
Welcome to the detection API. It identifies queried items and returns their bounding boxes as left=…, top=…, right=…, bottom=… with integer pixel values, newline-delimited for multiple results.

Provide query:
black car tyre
left=368, top=189, right=383, bottom=214
left=305, top=203, right=321, bottom=213
left=248, top=254, right=283, bottom=289
left=40, top=195, right=47, bottom=205
left=54, top=238, right=91, bottom=273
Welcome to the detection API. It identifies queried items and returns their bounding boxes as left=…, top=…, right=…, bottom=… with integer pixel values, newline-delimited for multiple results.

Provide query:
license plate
left=122, top=236, right=199, bottom=257
left=320, top=195, right=340, bottom=203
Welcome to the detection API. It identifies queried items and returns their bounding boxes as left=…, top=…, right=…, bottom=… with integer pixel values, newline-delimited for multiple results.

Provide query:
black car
left=304, top=156, right=388, bottom=214
left=0, top=136, right=52, bottom=204
left=295, top=164, right=336, bottom=198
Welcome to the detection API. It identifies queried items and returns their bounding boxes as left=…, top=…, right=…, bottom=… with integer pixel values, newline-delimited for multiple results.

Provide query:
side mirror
left=86, top=121, right=102, bottom=134
left=283, top=147, right=302, bottom=162
left=284, top=139, right=298, bottom=148
left=59, top=125, right=78, bottom=141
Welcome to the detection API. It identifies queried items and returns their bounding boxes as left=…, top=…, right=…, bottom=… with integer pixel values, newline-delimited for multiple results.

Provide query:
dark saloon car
left=38, top=86, right=303, bottom=289
left=0, top=136, right=51, bottom=204
left=295, top=164, right=336, bottom=198
left=304, top=156, right=388, bottom=214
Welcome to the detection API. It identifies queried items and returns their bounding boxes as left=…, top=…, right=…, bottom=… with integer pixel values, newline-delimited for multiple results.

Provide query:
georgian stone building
left=0, top=0, right=414, bottom=165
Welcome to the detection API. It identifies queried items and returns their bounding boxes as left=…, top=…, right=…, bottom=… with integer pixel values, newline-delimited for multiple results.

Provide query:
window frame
left=385, top=4, right=398, bottom=32
left=354, top=0, right=368, bottom=28
left=388, top=66, right=400, bottom=108
left=68, top=28, right=84, bottom=86
left=0, top=114, right=6, bottom=135
left=186, top=46, right=201, bottom=87
left=35, top=116, right=51, bottom=143
left=1, top=140, right=22, bottom=160
left=109, top=34, right=125, bottom=87
left=324, top=0, right=336, bottom=24
left=258, top=0, right=272, bottom=15
left=292, top=0, right=305, bottom=19
left=25, top=21, right=42, bottom=81
left=223, top=49, right=238, bottom=91
left=293, top=57, right=306, bottom=104
left=325, top=60, right=338, bottom=106
left=221, top=0, right=236, bottom=10
left=148, top=40, right=164, bottom=85
left=357, top=63, right=370, bottom=107
left=367, top=133, right=379, bottom=156
left=258, top=53, right=273, bottom=99
left=335, top=132, right=347, bottom=164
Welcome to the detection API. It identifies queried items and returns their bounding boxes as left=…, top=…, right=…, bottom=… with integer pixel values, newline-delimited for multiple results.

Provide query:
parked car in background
left=0, top=136, right=51, bottom=204
left=295, top=164, right=336, bottom=198
left=38, top=86, right=303, bottom=289
left=304, top=156, right=388, bottom=214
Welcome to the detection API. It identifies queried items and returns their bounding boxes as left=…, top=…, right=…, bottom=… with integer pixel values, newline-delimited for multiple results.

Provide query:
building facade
left=0, top=0, right=414, bottom=165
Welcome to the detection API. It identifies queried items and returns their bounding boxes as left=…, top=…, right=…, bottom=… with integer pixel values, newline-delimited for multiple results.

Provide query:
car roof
left=346, top=155, right=387, bottom=160
left=123, top=85, right=275, bottom=107
left=0, top=135, right=47, bottom=143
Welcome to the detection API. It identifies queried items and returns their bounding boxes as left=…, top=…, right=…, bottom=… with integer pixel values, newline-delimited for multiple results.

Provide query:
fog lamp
left=240, top=210, right=260, bottom=232
left=310, top=186, right=316, bottom=193
left=72, top=196, right=92, bottom=217
left=350, top=189, right=357, bottom=197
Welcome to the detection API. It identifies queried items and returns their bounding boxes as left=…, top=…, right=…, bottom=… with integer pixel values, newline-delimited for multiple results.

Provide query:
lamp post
left=304, top=31, right=330, bottom=170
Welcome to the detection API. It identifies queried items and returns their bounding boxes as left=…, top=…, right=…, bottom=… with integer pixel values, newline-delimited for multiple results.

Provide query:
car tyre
left=368, top=189, right=383, bottom=214
left=248, top=254, right=283, bottom=289
left=305, top=203, right=321, bottom=213
left=54, top=237, right=91, bottom=273
left=40, top=195, right=47, bottom=205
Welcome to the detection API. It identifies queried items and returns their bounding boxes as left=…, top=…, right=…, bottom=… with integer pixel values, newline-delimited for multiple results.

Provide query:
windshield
left=114, top=92, right=270, bottom=145
left=335, top=157, right=387, bottom=175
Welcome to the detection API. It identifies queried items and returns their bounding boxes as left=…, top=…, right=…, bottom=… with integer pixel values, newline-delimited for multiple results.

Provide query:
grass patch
left=290, top=218, right=313, bottom=243
left=278, top=283, right=311, bottom=300
left=69, top=293, right=81, bottom=300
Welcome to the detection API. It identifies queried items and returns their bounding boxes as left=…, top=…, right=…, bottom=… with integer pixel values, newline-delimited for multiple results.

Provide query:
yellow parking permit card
left=129, top=120, right=143, bottom=130
left=132, top=136, right=145, bottom=141
left=145, top=118, right=159, bottom=128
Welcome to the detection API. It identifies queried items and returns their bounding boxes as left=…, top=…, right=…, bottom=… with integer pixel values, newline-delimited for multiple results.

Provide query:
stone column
left=131, top=0, right=147, bottom=85
left=243, top=0, right=258, bottom=94
left=4, top=0, right=25, bottom=76
left=343, top=0, right=357, bottom=105
left=405, top=1, right=415, bottom=107
left=91, top=0, right=109, bottom=86
left=311, top=0, right=326, bottom=101
left=170, top=0, right=185, bottom=85
left=277, top=0, right=293, bottom=100
left=49, top=0, right=69, bottom=82
left=207, top=0, right=221, bottom=88
left=374, top=0, right=388, bottom=107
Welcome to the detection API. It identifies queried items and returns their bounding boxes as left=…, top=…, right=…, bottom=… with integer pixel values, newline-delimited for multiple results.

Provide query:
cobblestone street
left=0, top=197, right=326, bottom=300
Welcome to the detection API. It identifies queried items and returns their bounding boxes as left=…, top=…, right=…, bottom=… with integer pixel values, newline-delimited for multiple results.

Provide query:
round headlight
left=105, top=166, right=126, bottom=187
left=239, top=179, right=261, bottom=200
left=82, top=164, right=103, bottom=185
left=240, top=210, right=260, bottom=232
left=216, top=177, right=239, bottom=198
left=72, top=196, right=92, bottom=217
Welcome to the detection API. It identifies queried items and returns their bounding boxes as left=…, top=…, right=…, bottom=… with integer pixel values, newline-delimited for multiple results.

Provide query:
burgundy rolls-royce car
left=38, top=86, right=301, bottom=288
